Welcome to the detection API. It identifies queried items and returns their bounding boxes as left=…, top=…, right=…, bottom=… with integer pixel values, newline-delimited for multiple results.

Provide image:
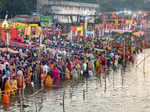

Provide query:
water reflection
left=1, top=52, right=150, bottom=112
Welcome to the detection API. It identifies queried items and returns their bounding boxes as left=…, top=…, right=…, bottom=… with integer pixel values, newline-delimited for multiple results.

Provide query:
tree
left=0, top=0, right=9, bottom=10
left=1, top=0, right=150, bottom=18
left=0, top=0, right=36, bottom=18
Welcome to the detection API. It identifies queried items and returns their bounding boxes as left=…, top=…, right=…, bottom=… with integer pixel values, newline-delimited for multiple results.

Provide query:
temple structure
left=37, top=0, right=99, bottom=23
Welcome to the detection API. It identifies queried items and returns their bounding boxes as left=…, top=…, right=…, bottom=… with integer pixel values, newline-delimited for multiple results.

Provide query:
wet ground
left=1, top=49, right=150, bottom=112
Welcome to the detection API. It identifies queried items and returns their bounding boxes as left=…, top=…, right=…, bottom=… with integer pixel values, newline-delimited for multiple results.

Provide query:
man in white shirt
left=83, top=62, right=87, bottom=72
left=110, top=52, right=114, bottom=58
left=43, top=64, right=49, bottom=75
left=115, top=54, right=119, bottom=60
left=7, top=54, right=10, bottom=60
left=4, top=61, right=9, bottom=70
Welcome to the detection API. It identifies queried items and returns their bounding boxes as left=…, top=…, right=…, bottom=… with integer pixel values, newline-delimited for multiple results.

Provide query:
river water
left=1, top=50, right=150, bottom=112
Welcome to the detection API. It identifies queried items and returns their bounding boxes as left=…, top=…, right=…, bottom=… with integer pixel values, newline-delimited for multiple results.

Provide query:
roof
left=48, top=1, right=99, bottom=8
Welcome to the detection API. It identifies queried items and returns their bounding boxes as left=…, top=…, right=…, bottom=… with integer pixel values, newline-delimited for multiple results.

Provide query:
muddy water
left=1, top=50, right=150, bottom=112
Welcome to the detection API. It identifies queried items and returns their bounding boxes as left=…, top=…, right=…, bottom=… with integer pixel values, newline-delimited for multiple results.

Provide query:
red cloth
left=52, top=67, right=60, bottom=84
left=1, top=28, right=6, bottom=42
left=70, top=27, right=76, bottom=31
left=67, top=62, right=72, bottom=72
left=11, top=28, right=18, bottom=40
left=20, top=37, right=23, bottom=42
left=102, top=13, right=106, bottom=25
left=75, top=59, right=81, bottom=65
left=145, top=41, right=149, bottom=48
left=121, top=19, right=125, bottom=25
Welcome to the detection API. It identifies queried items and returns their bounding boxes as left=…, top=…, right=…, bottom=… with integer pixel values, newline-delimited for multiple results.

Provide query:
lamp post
left=2, top=14, right=9, bottom=51
left=38, top=33, right=43, bottom=85
left=6, top=28, right=10, bottom=52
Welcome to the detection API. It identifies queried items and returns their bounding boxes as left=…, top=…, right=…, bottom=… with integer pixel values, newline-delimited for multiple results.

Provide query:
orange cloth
left=10, top=72, right=15, bottom=80
left=98, top=66, right=104, bottom=73
left=17, top=75, right=23, bottom=89
left=45, top=76, right=53, bottom=87
left=126, top=50, right=130, bottom=56
left=65, top=68, right=70, bottom=80
left=26, top=70, right=31, bottom=84
left=4, top=80, right=11, bottom=96
left=88, top=61, right=92, bottom=70
left=41, top=73, right=47, bottom=84
left=50, top=64, right=54, bottom=70
left=2, top=92, right=10, bottom=104
left=142, top=40, right=145, bottom=48
left=11, top=80, right=18, bottom=95
left=11, top=80, right=18, bottom=91
left=26, top=75, right=31, bottom=84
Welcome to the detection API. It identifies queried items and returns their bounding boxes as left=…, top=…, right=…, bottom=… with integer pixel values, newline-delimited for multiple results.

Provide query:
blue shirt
left=6, top=70, right=10, bottom=77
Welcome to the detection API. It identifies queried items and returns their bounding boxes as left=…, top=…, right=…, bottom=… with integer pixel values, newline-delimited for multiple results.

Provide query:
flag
left=11, top=28, right=18, bottom=40
left=102, top=13, right=106, bottom=26
left=121, top=19, right=125, bottom=25
left=1, top=28, right=6, bottom=42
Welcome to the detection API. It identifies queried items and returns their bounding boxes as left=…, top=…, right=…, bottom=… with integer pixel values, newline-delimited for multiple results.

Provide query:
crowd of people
left=0, top=29, right=148, bottom=105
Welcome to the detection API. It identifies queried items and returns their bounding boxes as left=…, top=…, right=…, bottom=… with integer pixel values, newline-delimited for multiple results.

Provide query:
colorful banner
left=12, top=22, right=27, bottom=29
left=29, top=24, right=38, bottom=27
left=77, top=26, right=83, bottom=31
left=95, top=24, right=104, bottom=28
left=115, top=19, right=119, bottom=26
left=10, top=28, right=18, bottom=40
left=121, top=19, right=125, bottom=25
left=102, top=13, right=106, bottom=26
left=141, top=19, right=147, bottom=28
left=85, top=22, right=88, bottom=31
left=133, top=32, right=144, bottom=37
left=40, top=16, right=53, bottom=26
left=70, top=27, right=76, bottom=31
left=25, top=26, right=31, bottom=36
left=126, top=20, right=132, bottom=24
left=86, top=30, right=94, bottom=36
left=112, top=12, right=118, bottom=19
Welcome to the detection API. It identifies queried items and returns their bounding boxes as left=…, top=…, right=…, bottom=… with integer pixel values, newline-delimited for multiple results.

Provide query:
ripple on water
left=4, top=51, right=150, bottom=112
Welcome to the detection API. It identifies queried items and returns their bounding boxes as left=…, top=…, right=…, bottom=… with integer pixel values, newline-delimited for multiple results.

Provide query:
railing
left=48, top=1, right=99, bottom=8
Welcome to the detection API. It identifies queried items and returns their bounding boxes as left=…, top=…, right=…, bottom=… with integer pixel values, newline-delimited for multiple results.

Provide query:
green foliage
left=100, top=0, right=150, bottom=11
left=69, top=0, right=150, bottom=11
left=0, top=0, right=9, bottom=10
left=0, top=0, right=36, bottom=18
left=1, top=0, right=150, bottom=18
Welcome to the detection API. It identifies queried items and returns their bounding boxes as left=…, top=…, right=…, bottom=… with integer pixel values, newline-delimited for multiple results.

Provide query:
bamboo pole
left=63, top=91, right=65, bottom=112
left=99, top=72, right=102, bottom=87
left=113, top=69, right=115, bottom=88
left=86, top=77, right=88, bottom=92
left=69, top=88, right=72, bottom=99
left=121, top=68, right=124, bottom=87
left=104, top=45, right=107, bottom=93
left=22, top=77, right=25, bottom=99
left=143, top=49, right=146, bottom=79
left=19, top=89, right=23, bottom=112
left=122, top=39, right=126, bottom=87
left=104, top=73, right=107, bottom=93
left=83, top=90, right=85, bottom=100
